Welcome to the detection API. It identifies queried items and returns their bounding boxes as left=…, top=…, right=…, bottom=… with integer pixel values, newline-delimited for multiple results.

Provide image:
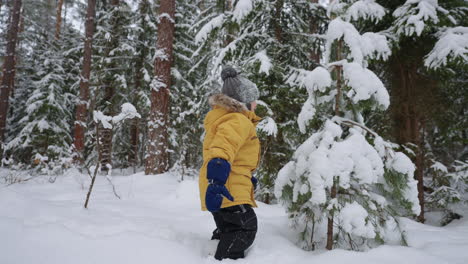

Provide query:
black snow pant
left=211, top=204, right=257, bottom=260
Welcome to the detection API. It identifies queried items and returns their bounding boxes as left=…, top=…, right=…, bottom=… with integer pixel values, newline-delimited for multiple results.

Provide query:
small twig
left=5, top=176, right=34, bottom=186
left=71, top=144, right=93, bottom=179
left=105, top=174, right=121, bottom=200
left=335, top=118, right=379, bottom=137
left=84, top=123, right=102, bottom=209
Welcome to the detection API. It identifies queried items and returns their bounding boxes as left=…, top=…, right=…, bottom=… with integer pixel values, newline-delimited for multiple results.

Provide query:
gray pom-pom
left=221, top=66, right=238, bottom=81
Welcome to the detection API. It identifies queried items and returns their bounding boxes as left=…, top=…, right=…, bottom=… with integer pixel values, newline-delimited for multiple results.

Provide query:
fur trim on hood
left=209, top=94, right=248, bottom=113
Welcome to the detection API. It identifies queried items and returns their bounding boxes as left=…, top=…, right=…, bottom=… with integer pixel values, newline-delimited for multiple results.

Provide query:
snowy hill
left=0, top=170, right=467, bottom=264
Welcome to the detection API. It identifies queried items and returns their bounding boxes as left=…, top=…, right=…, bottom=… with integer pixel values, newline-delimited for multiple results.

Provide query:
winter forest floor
left=0, top=169, right=467, bottom=264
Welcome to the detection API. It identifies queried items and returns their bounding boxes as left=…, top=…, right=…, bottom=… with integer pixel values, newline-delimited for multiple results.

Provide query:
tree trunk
left=73, top=0, right=96, bottom=162
left=327, top=39, right=343, bottom=251
left=129, top=0, right=149, bottom=169
left=55, top=0, right=64, bottom=40
left=129, top=117, right=139, bottom=170
left=145, top=0, right=176, bottom=175
left=99, top=0, right=120, bottom=171
left=18, top=4, right=24, bottom=35
left=309, top=0, right=320, bottom=64
left=0, top=0, right=22, bottom=158
left=392, top=58, right=426, bottom=223
left=273, top=0, right=283, bottom=43
left=224, top=0, right=234, bottom=45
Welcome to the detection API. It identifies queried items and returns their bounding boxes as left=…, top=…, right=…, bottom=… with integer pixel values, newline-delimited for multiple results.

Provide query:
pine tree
left=169, top=0, right=204, bottom=175
left=0, top=0, right=22, bottom=160
left=145, top=0, right=176, bottom=175
left=7, top=46, right=73, bottom=173
left=125, top=0, right=157, bottom=170
left=73, top=0, right=96, bottom=163
left=275, top=0, right=420, bottom=250
left=370, top=0, right=468, bottom=223
left=2, top=0, right=81, bottom=172
left=91, top=0, right=134, bottom=171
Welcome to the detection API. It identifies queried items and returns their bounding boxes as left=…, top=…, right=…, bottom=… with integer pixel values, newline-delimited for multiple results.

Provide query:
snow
left=325, top=18, right=391, bottom=66
left=278, top=119, right=388, bottom=205
left=297, top=98, right=317, bottom=134
left=150, top=76, right=167, bottom=91
left=1, top=169, right=468, bottom=264
left=393, top=0, right=443, bottom=37
left=253, top=50, right=272, bottom=75
left=387, top=152, right=416, bottom=178
left=425, top=27, right=468, bottom=69
left=94, top=103, right=141, bottom=129
left=345, top=0, right=386, bottom=22
left=287, top=67, right=332, bottom=133
left=431, top=161, right=448, bottom=173
left=257, top=117, right=278, bottom=137
left=232, top=0, right=254, bottom=23
left=195, top=14, right=225, bottom=44
left=93, top=111, right=113, bottom=129
left=338, top=201, right=376, bottom=238
left=112, top=103, right=141, bottom=123
left=342, top=62, right=390, bottom=109
left=157, top=13, right=175, bottom=24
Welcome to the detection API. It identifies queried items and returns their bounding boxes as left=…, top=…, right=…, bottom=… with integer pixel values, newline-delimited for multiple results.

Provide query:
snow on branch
left=425, top=27, right=468, bottom=69
left=345, top=0, right=386, bottom=22
left=253, top=50, right=272, bottom=75
left=287, top=67, right=331, bottom=94
left=233, top=0, right=254, bottom=23
left=342, top=62, right=390, bottom=109
left=157, top=13, right=175, bottom=24
left=393, top=0, right=446, bottom=37
left=325, top=18, right=390, bottom=66
left=195, top=14, right=225, bottom=44
left=93, top=103, right=141, bottom=129
left=257, top=117, right=278, bottom=137
left=287, top=67, right=332, bottom=133
left=113, top=103, right=141, bottom=123
left=276, top=119, right=386, bottom=204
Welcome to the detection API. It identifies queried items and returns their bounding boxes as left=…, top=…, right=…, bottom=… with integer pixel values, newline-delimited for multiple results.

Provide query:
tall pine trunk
left=74, top=0, right=96, bottom=162
left=391, top=55, right=428, bottom=223
left=326, top=38, right=343, bottom=250
left=0, top=0, right=22, bottom=158
left=129, top=0, right=149, bottom=170
left=145, top=0, right=176, bottom=175
left=309, top=0, right=320, bottom=64
left=55, top=0, right=64, bottom=40
left=99, top=0, right=120, bottom=171
left=273, top=0, right=283, bottom=43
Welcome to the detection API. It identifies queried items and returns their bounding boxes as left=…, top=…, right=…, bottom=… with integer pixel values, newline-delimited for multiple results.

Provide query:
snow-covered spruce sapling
left=84, top=103, right=141, bottom=209
left=275, top=0, right=420, bottom=251
left=427, top=160, right=468, bottom=225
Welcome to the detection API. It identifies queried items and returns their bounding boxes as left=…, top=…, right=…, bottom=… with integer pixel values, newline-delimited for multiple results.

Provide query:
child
left=199, top=66, right=261, bottom=260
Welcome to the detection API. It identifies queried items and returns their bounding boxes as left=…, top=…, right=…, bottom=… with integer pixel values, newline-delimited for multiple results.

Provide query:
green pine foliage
left=169, top=0, right=205, bottom=176
left=2, top=0, right=81, bottom=174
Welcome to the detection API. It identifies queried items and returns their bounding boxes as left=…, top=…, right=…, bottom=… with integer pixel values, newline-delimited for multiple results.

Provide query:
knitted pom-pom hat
left=221, top=66, right=259, bottom=104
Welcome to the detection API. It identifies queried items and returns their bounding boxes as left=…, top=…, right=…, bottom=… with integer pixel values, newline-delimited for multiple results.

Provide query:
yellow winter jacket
left=199, top=94, right=261, bottom=210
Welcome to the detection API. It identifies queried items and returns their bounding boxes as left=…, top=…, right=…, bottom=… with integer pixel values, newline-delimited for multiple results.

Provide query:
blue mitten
left=206, top=158, right=234, bottom=212
left=251, top=176, right=258, bottom=190
left=206, top=184, right=234, bottom=212
left=207, top=158, right=231, bottom=184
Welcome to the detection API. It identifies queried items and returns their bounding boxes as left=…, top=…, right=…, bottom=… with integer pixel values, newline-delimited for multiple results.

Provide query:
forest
left=0, top=0, right=467, bottom=260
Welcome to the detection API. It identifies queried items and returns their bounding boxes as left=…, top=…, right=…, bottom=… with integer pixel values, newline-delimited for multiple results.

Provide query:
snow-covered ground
left=1, top=170, right=467, bottom=264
